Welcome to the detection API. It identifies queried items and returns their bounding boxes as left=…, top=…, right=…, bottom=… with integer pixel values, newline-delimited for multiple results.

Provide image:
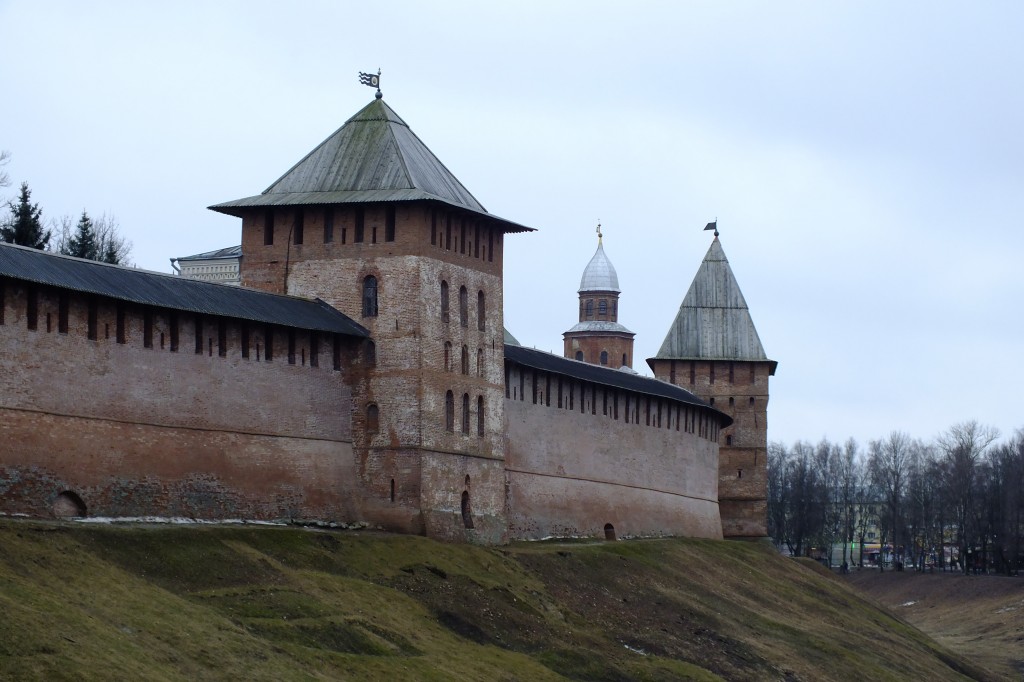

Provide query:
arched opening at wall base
left=53, top=491, right=87, bottom=519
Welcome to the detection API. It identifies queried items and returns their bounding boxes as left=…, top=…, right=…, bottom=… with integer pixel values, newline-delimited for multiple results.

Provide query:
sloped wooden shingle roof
left=652, top=238, right=775, bottom=372
left=209, top=98, right=533, bottom=233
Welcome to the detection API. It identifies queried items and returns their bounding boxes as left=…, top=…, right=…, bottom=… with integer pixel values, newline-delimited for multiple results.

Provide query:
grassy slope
left=847, top=569, right=1024, bottom=681
left=0, top=521, right=998, bottom=681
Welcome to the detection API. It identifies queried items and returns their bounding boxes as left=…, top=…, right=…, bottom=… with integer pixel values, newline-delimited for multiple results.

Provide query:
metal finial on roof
left=596, top=220, right=602, bottom=244
left=703, top=218, right=719, bottom=237
left=359, top=69, right=382, bottom=98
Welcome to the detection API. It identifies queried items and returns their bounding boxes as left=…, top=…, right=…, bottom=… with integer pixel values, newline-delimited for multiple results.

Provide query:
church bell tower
left=563, top=225, right=635, bottom=368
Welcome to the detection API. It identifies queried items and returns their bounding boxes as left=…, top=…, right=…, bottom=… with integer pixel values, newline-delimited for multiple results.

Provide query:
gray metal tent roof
left=0, top=242, right=367, bottom=337
left=209, top=98, right=534, bottom=233
left=652, top=238, right=775, bottom=370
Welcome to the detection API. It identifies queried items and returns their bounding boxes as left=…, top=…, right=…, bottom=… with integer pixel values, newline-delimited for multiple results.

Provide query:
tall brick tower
left=210, top=96, right=533, bottom=543
left=647, top=235, right=776, bottom=538
left=563, top=228, right=635, bottom=368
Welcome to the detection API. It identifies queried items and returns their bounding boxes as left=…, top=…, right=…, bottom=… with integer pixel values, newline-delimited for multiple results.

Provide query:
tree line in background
left=767, top=421, right=1024, bottom=575
left=0, top=150, right=132, bottom=265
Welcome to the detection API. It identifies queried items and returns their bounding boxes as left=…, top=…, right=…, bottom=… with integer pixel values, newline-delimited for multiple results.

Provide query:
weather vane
left=596, top=220, right=603, bottom=244
left=703, top=218, right=719, bottom=237
left=359, top=69, right=382, bottom=99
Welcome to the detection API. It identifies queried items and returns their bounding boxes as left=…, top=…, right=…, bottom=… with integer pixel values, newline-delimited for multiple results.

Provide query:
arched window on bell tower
left=362, top=275, right=378, bottom=317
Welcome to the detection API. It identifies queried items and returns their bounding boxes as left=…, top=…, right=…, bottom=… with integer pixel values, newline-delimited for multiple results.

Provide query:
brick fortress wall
left=0, top=278, right=361, bottom=522
left=504, top=362, right=723, bottom=540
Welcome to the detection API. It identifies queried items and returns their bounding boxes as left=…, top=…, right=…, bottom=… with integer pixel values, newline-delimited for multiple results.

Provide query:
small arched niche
left=53, top=491, right=87, bottom=519
left=604, top=523, right=616, bottom=541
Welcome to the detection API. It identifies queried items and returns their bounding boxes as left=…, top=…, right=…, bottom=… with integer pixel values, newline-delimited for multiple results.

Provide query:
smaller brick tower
left=563, top=226, right=635, bottom=368
left=648, top=235, right=776, bottom=538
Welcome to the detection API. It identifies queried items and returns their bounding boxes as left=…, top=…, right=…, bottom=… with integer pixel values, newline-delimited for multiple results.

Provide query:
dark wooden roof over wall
left=505, top=343, right=733, bottom=427
left=0, top=243, right=368, bottom=337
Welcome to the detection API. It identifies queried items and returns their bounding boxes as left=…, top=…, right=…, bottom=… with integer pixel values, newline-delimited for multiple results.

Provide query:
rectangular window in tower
left=624, top=395, right=630, bottom=424
left=58, top=292, right=69, bottom=334
left=169, top=311, right=178, bottom=351
left=241, top=324, right=249, bottom=359
left=143, top=310, right=153, bottom=348
left=333, top=334, right=341, bottom=371
left=710, top=362, right=716, bottom=384
left=385, top=206, right=395, bottom=242
left=87, top=298, right=98, bottom=341
left=354, top=208, right=365, bottom=243
left=26, top=286, right=37, bottom=331
left=445, top=214, right=452, bottom=250
left=430, top=210, right=437, bottom=246
left=324, top=208, right=334, bottom=243
left=545, top=374, right=551, bottom=407
left=310, top=333, right=319, bottom=367
left=293, top=209, right=304, bottom=245
left=341, top=227, right=347, bottom=244
left=287, top=328, right=296, bottom=365
left=264, top=210, right=274, bottom=245
left=116, top=304, right=126, bottom=344
left=218, top=319, right=227, bottom=357
left=487, top=229, right=493, bottom=262
left=264, top=325, right=274, bottom=362
left=690, top=361, right=695, bottom=385
left=557, top=378, right=563, bottom=408
left=194, top=315, right=203, bottom=353
left=460, top=218, right=466, bottom=254
left=474, top=223, right=480, bottom=258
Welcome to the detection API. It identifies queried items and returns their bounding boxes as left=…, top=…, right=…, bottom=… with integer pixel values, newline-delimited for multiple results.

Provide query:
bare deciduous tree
left=0, top=150, right=10, bottom=188
left=938, top=420, right=999, bottom=573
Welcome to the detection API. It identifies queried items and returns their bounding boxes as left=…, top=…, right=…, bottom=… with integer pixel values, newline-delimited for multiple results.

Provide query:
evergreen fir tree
left=1, top=182, right=51, bottom=249
left=64, top=211, right=99, bottom=260
left=102, top=240, right=118, bottom=264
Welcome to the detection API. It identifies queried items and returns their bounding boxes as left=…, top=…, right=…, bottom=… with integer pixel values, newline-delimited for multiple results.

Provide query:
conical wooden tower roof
left=210, top=98, right=532, bottom=232
left=653, top=237, right=775, bottom=370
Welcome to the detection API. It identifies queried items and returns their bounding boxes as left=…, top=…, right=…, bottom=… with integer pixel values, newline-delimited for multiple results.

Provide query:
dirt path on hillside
left=846, top=569, right=1024, bottom=680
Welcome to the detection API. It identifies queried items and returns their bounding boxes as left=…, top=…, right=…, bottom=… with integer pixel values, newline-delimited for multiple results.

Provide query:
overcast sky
left=3, top=1, right=1022, bottom=450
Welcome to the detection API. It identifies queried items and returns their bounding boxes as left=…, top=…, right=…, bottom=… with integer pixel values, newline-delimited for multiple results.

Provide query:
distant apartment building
left=171, top=246, right=241, bottom=285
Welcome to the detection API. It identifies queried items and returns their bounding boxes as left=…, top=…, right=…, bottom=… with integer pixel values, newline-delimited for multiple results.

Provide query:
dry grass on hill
left=0, top=520, right=1001, bottom=681
left=847, top=569, right=1024, bottom=681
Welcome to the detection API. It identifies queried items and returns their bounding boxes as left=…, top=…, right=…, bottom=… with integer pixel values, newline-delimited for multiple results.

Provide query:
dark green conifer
left=1, top=182, right=51, bottom=249
left=65, top=211, right=99, bottom=260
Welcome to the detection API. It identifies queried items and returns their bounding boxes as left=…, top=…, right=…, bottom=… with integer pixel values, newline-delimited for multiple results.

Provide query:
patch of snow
left=73, top=516, right=287, bottom=526
left=624, top=644, right=648, bottom=656
left=900, top=601, right=917, bottom=607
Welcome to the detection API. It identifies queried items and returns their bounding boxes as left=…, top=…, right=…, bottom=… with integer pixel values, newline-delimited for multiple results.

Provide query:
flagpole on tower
left=359, top=69, right=382, bottom=99
left=703, top=218, right=719, bottom=237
